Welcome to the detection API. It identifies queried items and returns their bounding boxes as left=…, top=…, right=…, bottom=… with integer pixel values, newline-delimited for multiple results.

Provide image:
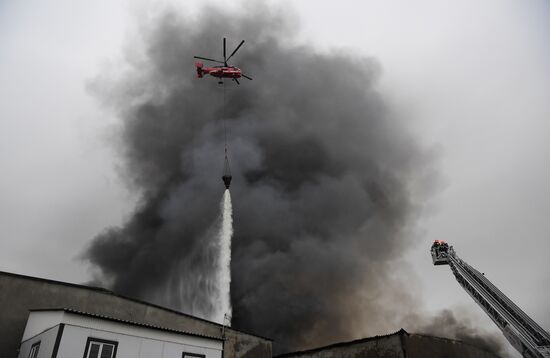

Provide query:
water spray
left=215, top=189, right=233, bottom=325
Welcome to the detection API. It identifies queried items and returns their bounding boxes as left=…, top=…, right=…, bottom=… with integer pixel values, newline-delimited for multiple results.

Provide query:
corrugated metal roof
left=30, top=308, right=224, bottom=341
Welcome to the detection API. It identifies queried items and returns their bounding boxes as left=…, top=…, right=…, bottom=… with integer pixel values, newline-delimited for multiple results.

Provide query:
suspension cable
left=222, top=80, right=231, bottom=179
left=223, top=80, right=228, bottom=157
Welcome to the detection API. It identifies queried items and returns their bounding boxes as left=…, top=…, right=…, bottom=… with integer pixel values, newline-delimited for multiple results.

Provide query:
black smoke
left=84, top=2, right=450, bottom=354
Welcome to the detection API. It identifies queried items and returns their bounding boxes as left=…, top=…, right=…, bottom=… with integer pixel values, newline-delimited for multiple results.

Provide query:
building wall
left=57, top=324, right=221, bottom=358
left=18, top=310, right=223, bottom=358
left=18, top=325, right=60, bottom=358
left=18, top=323, right=222, bottom=358
left=0, top=272, right=271, bottom=358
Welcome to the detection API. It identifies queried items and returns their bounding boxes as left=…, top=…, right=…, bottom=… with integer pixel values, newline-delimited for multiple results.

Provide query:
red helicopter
left=194, top=38, right=253, bottom=85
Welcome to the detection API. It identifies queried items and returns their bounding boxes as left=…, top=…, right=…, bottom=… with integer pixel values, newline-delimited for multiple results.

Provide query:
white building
left=18, top=308, right=224, bottom=358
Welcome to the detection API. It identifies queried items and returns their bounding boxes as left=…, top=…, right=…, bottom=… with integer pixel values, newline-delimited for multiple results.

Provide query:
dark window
left=83, top=338, right=118, bottom=358
left=182, top=353, right=205, bottom=358
left=28, top=342, right=40, bottom=358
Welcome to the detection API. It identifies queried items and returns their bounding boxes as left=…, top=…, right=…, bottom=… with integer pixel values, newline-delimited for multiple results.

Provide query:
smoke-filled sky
left=1, top=1, right=549, bottom=357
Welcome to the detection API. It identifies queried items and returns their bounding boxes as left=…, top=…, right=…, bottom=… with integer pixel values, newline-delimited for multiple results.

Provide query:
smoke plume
left=81, top=2, right=499, bottom=354
left=410, top=309, right=509, bottom=357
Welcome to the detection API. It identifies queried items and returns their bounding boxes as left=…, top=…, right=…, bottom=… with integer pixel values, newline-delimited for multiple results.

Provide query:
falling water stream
left=213, top=189, right=233, bottom=325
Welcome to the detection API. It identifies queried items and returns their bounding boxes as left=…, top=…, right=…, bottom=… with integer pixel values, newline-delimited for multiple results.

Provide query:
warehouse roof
left=0, top=270, right=271, bottom=341
left=275, top=329, right=409, bottom=357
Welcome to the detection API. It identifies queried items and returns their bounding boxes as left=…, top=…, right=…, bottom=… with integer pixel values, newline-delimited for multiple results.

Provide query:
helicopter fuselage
left=195, top=62, right=242, bottom=79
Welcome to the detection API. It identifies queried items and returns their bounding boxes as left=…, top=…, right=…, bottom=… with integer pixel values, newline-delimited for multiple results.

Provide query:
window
left=83, top=338, right=118, bottom=358
left=182, top=353, right=205, bottom=358
left=28, top=342, right=40, bottom=358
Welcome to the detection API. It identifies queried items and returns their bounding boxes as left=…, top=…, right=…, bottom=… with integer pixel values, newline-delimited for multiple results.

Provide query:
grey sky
left=0, top=1, right=548, bottom=356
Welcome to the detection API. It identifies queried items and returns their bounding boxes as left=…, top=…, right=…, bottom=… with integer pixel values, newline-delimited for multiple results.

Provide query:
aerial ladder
left=431, top=241, right=550, bottom=358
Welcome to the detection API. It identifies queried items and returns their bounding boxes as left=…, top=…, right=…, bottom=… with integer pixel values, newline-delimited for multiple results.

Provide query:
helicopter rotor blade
left=226, top=40, right=245, bottom=63
left=223, top=38, right=227, bottom=64
left=234, top=78, right=240, bottom=85
left=194, top=56, right=225, bottom=64
left=241, top=74, right=253, bottom=80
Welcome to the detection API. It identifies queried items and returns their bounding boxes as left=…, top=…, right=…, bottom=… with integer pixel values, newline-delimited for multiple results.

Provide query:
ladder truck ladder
left=431, top=242, right=550, bottom=358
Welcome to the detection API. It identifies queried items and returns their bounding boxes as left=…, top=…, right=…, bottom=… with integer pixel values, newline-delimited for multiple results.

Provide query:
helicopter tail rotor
left=195, top=61, right=204, bottom=78
left=223, top=37, right=227, bottom=65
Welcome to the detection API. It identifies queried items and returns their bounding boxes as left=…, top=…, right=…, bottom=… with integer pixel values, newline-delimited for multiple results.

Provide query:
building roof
left=408, top=332, right=500, bottom=356
left=0, top=270, right=271, bottom=341
left=275, top=329, right=500, bottom=358
left=274, top=329, right=409, bottom=357
left=30, top=308, right=224, bottom=341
